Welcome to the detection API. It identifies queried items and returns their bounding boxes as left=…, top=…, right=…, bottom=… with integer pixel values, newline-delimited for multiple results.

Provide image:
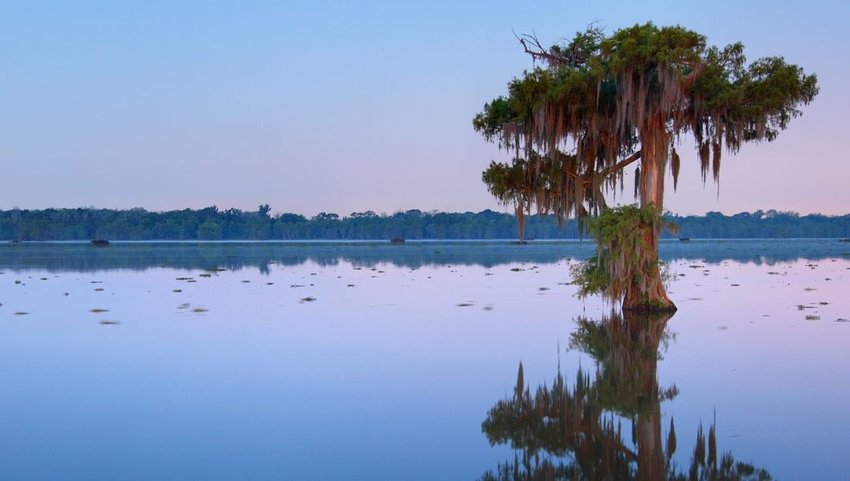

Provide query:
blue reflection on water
left=0, top=240, right=848, bottom=480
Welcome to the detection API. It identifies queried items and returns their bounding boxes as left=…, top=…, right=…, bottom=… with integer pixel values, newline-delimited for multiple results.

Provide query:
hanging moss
left=475, top=23, right=816, bottom=310
left=570, top=205, right=677, bottom=305
left=475, top=23, right=816, bottom=224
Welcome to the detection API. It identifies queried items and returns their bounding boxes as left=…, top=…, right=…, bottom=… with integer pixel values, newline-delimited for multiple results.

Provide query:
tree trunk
left=636, top=407, right=665, bottom=481
left=515, top=205, right=525, bottom=242
left=626, top=127, right=677, bottom=312
left=628, top=311, right=671, bottom=481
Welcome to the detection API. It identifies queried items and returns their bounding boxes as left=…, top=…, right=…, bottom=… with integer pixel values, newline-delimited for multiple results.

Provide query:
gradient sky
left=2, top=0, right=848, bottom=216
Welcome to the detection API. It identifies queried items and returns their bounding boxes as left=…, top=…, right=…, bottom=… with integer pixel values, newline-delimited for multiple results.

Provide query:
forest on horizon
left=2, top=206, right=849, bottom=241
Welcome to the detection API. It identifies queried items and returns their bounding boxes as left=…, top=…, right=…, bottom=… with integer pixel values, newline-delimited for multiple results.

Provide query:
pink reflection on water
left=0, top=254, right=848, bottom=479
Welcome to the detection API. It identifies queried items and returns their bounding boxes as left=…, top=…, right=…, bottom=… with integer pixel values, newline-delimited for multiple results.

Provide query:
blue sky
left=2, top=0, right=847, bottom=216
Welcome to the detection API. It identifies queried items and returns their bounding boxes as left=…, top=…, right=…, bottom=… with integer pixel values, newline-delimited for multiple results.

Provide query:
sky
left=1, top=0, right=848, bottom=217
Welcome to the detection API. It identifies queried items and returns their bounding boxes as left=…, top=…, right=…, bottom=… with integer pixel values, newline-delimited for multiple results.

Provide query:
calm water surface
left=1, top=240, right=848, bottom=480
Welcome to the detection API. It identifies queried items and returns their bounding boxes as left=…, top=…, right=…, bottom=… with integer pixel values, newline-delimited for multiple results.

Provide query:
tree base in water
left=623, top=285, right=677, bottom=313
left=623, top=302, right=678, bottom=314
left=620, top=280, right=679, bottom=313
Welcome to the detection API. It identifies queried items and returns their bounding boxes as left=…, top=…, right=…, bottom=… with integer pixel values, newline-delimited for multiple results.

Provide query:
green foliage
left=474, top=22, right=818, bottom=221
left=601, top=23, right=705, bottom=71
left=569, top=255, right=610, bottom=298
left=476, top=22, right=816, bottom=310
left=570, top=205, right=677, bottom=303
left=472, top=97, right=516, bottom=146
left=481, top=159, right=530, bottom=207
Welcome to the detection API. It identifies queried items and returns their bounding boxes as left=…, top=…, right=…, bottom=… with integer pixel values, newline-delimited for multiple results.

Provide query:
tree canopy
left=474, top=22, right=818, bottom=220
left=474, top=22, right=818, bottom=311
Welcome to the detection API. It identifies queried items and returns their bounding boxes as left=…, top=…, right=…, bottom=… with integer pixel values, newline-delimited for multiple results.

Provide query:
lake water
left=1, top=240, right=848, bottom=480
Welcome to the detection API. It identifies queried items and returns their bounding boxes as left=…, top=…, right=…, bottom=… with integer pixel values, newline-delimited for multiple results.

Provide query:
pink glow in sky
left=1, top=0, right=847, bottom=216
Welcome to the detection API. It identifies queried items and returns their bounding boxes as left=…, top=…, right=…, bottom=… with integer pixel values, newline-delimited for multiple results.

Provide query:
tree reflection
left=479, top=311, right=773, bottom=481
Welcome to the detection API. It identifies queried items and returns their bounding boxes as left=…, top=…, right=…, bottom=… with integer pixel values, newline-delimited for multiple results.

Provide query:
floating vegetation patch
left=94, top=288, right=104, bottom=292
left=457, top=302, right=474, bottom=307
left=300, top=297, right=317, bottom=303
left=805, top=315, right=821, bottom=321
left=89, top=308, right=109, bottom=313
left=14, top=311, right=28, bottom=315
left=176, top=277, right=193, bottom=281
left=290, top=284, right=305, bottom=288
left=99, top=320, right=120, bottom=325
left=241, top=280, right=250, bottom=283
left=177, top=303, right=190, bottom=310
left=191, top=307, right=208, bottom=313
left=797, top=304, right=816, bottom=310
left=14, top=280, right=21, bottom=284
left=510, top=267, right=523, bottom=272
left=346, top=284, right=355, bottom=287
left=173, top=289, right=182, bottom=293
left=836, top=318, right=849, bottom=323
left=199, top=273, right=211, bottom=278
left=538, top=287, right=550, bottom=291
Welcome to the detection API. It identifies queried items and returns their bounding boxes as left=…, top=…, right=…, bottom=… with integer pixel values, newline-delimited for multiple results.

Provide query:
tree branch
left=568, top=150, right=643, bottom=185
left=597, top=150, right=642, bottom=179
left=516, top=32, right=585, bottom=68
left=681, top=63, right=706, bottom=90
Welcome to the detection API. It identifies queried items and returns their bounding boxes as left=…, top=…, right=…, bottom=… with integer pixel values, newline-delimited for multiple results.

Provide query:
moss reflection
left=479, top=312, right=773, bottom=481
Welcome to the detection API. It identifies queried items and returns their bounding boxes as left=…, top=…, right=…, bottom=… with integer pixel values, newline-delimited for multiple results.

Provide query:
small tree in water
left=474, top=23, right=817, bottom=312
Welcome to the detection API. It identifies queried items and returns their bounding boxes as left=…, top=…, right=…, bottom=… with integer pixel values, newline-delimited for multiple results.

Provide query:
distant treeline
left=1, top=206, right=848, bottom=241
